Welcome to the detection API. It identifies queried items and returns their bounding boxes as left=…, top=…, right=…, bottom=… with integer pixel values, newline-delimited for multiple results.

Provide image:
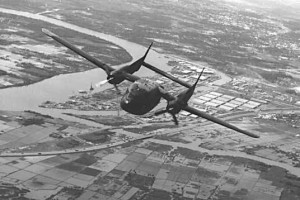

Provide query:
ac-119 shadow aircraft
left=42, top=29, right=259, bottom=138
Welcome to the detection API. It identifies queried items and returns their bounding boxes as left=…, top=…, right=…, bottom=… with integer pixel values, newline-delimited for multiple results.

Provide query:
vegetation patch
left=57, top=162, right=86, bottom=172
left=155, top=135, right=190, bottom=144
left=0, top=184, right=30, bottom=199
left=20, top=117, right=44, bottom=126
left=142, top=189, right=172, bottom=200
left=74, top=154, right=97, bottom=166
left=171, top=147, right=205, bottom=160
left=80, top=167, right=102, bottom=176
left=46, top=186, right=84, bottom=200
left=195, top=167, right=222, bottom=179
left=93, top=176, right=123, bottom=196
left=143, top=142, right=173, bottom=153
left=78, top=129, right=114, bottom=144
left=124, top=172, right=155, bottom=190
left=234, top=188, right=249, bottom=196
left=56, top=138, right=81, bottom=149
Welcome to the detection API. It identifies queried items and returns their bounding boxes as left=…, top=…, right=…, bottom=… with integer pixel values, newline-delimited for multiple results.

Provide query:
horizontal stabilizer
left=121, top=43, right=154, bottom=75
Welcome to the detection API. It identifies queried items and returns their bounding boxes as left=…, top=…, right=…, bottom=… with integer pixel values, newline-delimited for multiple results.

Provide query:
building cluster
left=257, top=113, right=300, bottom=128
left=153, top=59, right=218, bottom=91
left=172, top=60, right=215, bottom=80
left=192, top=91, right=262, bottom=111
left=230, top=78, right=298, bottom=104
left=40, top=94, right=119, bottom=111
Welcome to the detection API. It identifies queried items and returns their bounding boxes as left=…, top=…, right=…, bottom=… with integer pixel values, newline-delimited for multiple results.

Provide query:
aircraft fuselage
left=120, top=79, right=161, bottom=115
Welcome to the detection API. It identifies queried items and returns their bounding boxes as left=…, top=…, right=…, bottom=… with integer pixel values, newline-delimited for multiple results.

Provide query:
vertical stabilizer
left=121, top=42, right=153, bottom=74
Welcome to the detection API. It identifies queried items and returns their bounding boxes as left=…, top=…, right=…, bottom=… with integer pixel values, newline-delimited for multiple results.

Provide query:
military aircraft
left=43, top=29, right=259, bottom=138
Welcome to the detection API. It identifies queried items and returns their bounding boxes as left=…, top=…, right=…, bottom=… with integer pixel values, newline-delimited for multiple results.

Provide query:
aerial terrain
left=0, top=0, right=300, bottom=199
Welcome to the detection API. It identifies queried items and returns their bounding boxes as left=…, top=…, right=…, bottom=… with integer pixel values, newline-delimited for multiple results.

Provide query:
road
left=0, top=134, right=154, bottom=157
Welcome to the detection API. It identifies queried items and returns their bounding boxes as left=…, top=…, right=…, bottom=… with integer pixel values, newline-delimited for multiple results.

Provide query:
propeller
left=95, top=42, right=153, bottom=93
left=95, top=79, right=121, bottom=94
left=95, top=79, right=109, bottom=88
left=154, top=107, right=179, bottom=125
left=155, top=68, right=205, bottom=125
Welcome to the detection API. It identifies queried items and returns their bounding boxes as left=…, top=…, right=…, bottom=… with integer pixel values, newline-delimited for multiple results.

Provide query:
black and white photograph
left=0, top=0, right=300, bottom=199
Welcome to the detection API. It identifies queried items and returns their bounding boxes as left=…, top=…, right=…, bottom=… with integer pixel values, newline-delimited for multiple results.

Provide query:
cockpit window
left=127, top=82, right=145, bottom=100
left=129, top=83, right=139, bottom=93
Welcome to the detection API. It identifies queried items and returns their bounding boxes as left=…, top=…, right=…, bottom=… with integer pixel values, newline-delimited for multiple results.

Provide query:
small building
left=182, top=70, right=192, bottom=74
left=223, top=103, right=239, bottom=108
left=243, top=103, right=259, bottom=109
left=210, top=99, right=224, bottom=105
left=219, top=105, right=233, bottom=111
left=221, top=95, right=235, bottom=100
left=205, top=102, right=219, bottom=107
left=155, top=80, right=164, bottom=84
left=234, top=98, right=249, bottom=103
left=192, top=98, right=206, bottom=105
left=229, top=100, right=244, bottom=106
left=198, top=96, right=212, bottom=102
left=215, top=97, right=230, bottom=102
left=247, top=101, right=261, bottom=107
left=210, top=92, right=222, bottom=97
left=203, top=68, right=215, bottom=74
left=203, top=94, right=217, bottom=99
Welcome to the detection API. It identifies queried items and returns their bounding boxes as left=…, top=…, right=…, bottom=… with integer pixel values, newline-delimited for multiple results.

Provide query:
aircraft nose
left=123, top=95, right=132, bottom=105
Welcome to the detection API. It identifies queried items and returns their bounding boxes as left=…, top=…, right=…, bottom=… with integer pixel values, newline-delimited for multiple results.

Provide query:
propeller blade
left=171, top=113, right=179, bottom=125
left=95, top=79, right=109, bottom=87
left=113, top=84, right=121, bottom=94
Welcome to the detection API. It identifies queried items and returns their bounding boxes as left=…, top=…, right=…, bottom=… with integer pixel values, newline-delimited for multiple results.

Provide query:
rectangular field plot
left=89, top=160, right=118, bottom=173
left=7, top=170, right=36, bottom=182
left=136, top=160, right=162, bottom=176
left=166, top=165, right=196, bottom=184
left=125, top=152, right=147, bottom=163
left=115, top=160, right=139, bottom=172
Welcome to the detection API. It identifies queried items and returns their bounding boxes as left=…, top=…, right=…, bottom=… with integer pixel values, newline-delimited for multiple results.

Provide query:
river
left=0, top=7, right=172, bottom=123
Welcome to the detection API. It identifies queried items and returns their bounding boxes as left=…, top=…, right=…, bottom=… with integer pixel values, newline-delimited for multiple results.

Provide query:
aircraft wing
left=183, top=106, right=259, bottom=138
left=42, top=28, right=113, bottom=75
left=143, top=61, right=192, bottom=88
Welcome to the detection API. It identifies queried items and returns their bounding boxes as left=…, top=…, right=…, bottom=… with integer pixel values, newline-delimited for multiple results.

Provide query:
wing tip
left=244, top=130, right=260, bottom=138
left=42, top=28, right=57, bottom=37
